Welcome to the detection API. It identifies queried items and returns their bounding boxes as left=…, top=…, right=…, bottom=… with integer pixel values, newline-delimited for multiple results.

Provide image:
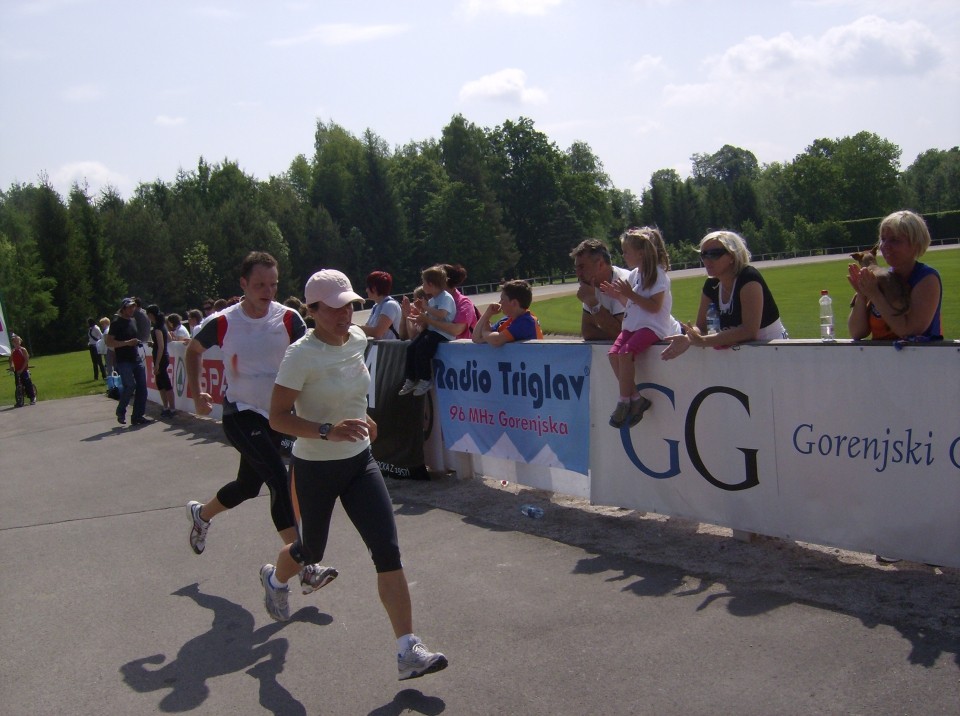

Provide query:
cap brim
left=314, top=291, right=365, bottom=308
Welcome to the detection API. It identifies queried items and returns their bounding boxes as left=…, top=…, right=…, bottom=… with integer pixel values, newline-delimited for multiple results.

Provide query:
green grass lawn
left=534, top=247, right=959, bottom=339
left=3, top=249, right=956, bottom=407
left=2, top=350, right=109, bottom=406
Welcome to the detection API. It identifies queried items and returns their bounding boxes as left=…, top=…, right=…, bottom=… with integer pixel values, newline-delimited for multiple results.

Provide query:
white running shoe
left=398, top=379, right=417, bottom=396
left=411, top=379, right=432, bottom=396
left=398, top=636, right=448, bottom=681
left=187, top=501, right=209, bottom=555
left=298, top=564, right=339, bottom=595
left=259, top=564, right=290, bottom=622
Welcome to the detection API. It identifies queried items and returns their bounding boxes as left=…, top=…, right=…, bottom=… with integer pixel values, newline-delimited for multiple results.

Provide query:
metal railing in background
left=379, top=237, right=959, bottom=305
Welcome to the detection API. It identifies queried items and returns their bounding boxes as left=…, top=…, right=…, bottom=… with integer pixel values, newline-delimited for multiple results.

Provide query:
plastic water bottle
left=520, top=504, right=544, bottom=519
left=706, top=303, right=720, bottom=335
left=819, top=290, right=834, bottom=341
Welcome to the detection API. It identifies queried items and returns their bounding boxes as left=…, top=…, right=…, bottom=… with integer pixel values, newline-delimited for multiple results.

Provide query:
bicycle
left=8, top=367, right=38, bottom=407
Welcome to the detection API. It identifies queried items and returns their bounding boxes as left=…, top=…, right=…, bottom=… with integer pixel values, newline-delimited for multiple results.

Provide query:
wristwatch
left=318, top=423, right=333, bottom=440
left=587, top=303, right=602, bottom=315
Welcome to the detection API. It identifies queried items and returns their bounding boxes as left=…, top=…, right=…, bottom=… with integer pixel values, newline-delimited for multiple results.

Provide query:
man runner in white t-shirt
left=183, top=251, right=337, bottom=595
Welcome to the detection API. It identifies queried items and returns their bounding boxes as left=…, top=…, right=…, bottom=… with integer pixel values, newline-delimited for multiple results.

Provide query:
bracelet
left=587, top=304, right=601, bottom=315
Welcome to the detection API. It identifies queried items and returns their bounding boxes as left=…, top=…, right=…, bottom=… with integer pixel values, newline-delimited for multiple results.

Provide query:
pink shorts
left=608, top=327, right=659, bottom=356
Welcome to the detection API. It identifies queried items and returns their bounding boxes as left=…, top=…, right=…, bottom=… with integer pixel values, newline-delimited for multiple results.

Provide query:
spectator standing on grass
left=98, top=317, right=113, bottom=375
left=8, top=333, right=37, bottom=407
left=183, top=251, right=337, bottom=597
left=848, top=210, right=943, bottom=341
left=86, top=318, right=105, bottom=381
left=661, top=231, right=787, bottom=360
left=570, top=238, right=630, bottom=341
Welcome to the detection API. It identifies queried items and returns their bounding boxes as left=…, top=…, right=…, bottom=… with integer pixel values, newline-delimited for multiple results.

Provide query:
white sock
left=269, top=570, right=286, bottom=590
left=397, top=633, right=416, bottom=654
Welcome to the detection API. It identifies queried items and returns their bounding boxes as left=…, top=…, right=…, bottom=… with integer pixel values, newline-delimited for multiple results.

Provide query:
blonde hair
left=878, top=210, right=931, bottom=258
left=621, top=228, right=664, bottom=290
left=421, top=265, right=448, bottom=290
left=699, top=230, right=751, bottom=276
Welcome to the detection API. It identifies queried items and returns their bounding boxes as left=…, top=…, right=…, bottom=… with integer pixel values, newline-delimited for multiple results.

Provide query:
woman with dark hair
left=361, top=270, right=402, bottom=340
left=146, top=304, right=176, bottom=417
left=263, top=269, right=448, bottom=681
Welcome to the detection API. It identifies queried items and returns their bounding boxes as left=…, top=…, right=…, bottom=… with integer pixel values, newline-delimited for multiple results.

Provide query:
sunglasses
left=700, top=248, right=728, bottom=260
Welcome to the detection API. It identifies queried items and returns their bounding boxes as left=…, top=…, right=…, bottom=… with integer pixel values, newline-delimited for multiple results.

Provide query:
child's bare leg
left=617, top=352, right=636, bottom=399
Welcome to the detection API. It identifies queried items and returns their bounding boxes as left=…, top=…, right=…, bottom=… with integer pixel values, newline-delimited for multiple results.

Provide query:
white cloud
left=462, top=0, right=563, bottom=17
left=459, top=68, right=547, bottom=104
left=664, top=15, right=945, bottom=109
left=62, top=84, right=103, bottom=102
left=155, top=115, right=187, bottom=127
left=268, top=23, right=409, bottom=47
left=711, top=15, right=944, bottom=81
left=631, top=54, right=664, bottom=76
left=50, top=161, right=129, bottom=196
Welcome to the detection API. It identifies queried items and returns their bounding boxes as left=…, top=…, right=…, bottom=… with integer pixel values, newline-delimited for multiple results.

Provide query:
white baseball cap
left=304, top=269, right=364, bottom=308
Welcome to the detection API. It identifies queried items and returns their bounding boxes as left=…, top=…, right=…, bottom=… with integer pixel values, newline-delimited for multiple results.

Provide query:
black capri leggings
left=289, top=448, right=402, bottom=574
left=218, top=409, right=296, bottom=533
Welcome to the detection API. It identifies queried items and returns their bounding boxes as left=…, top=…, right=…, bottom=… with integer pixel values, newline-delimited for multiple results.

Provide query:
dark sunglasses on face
left=700, top=248, right=727, bottom=260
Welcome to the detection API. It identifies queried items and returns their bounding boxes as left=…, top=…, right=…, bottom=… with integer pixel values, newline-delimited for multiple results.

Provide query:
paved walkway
left=0, top=396, right=957, bottom=715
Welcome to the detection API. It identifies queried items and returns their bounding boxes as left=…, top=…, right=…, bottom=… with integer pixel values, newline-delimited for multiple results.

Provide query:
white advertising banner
left=588, top=341, right=960, bottom=568
left=146, top=341, right=224, bottom=420
left=441, top=340, right=959, bottom=568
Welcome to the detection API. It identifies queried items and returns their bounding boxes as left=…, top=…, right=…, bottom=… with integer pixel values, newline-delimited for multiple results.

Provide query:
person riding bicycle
left=8, top=333, right=37, bottom=407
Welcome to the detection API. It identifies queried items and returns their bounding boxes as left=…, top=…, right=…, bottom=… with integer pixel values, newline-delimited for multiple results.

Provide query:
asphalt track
left=1, top=394, right=957, bottom=715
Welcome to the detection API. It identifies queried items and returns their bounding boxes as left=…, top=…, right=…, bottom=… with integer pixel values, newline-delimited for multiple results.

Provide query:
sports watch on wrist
left=318, top=423, right=333, bottom=440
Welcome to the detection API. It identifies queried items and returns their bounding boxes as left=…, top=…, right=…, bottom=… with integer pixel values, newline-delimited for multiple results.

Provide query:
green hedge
left=841, top=209, right=960, bottom=246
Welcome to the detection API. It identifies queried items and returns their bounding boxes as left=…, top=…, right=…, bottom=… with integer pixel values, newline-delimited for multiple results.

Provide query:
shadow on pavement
left=119, top=583, right=332, bottom=715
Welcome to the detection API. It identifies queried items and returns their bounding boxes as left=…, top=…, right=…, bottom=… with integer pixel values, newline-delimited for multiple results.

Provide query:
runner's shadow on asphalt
left=368, top=689, right=446, bottom=715
left=119, top=582, right=332, bottom=714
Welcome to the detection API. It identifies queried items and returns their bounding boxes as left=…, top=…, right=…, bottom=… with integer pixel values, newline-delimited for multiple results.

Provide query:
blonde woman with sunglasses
left=662, top=231, right=786, bottom=360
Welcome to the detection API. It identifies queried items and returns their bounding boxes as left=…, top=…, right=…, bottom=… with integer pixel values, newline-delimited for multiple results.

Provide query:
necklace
left=718, top=278, right=737, bottom=314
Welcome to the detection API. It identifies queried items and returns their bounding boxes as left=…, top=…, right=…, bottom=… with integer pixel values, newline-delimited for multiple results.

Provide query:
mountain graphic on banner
left=448, top=430, right=568, bottom=470
left=489, top=433, right=525, bottom=462
left=531, top=444, right=564, bottom=468
left=448, top=433, right=482, bottom=454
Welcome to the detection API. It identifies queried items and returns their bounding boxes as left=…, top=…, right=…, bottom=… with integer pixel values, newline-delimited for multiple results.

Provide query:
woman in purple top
left=848, top=210, right=943, bottom=340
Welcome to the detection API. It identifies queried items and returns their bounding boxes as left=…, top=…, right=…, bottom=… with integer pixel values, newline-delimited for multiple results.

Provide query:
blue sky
left=1, top=0, right=957, bottom=201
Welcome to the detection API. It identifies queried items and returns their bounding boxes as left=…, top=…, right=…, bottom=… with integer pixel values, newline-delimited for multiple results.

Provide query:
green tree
left=352, top=129, right=408, bottom=281
left=831, top=131, right=901, bottom=219
left=490, top=118, right=566, bottom=276
left=0, top=193, right=58, bottom=350
left=901, top=147, right=960, bottom=213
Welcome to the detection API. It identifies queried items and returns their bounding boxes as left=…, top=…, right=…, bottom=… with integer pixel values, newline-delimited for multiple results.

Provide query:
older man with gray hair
left=570, top=238, right=630, bottom=340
